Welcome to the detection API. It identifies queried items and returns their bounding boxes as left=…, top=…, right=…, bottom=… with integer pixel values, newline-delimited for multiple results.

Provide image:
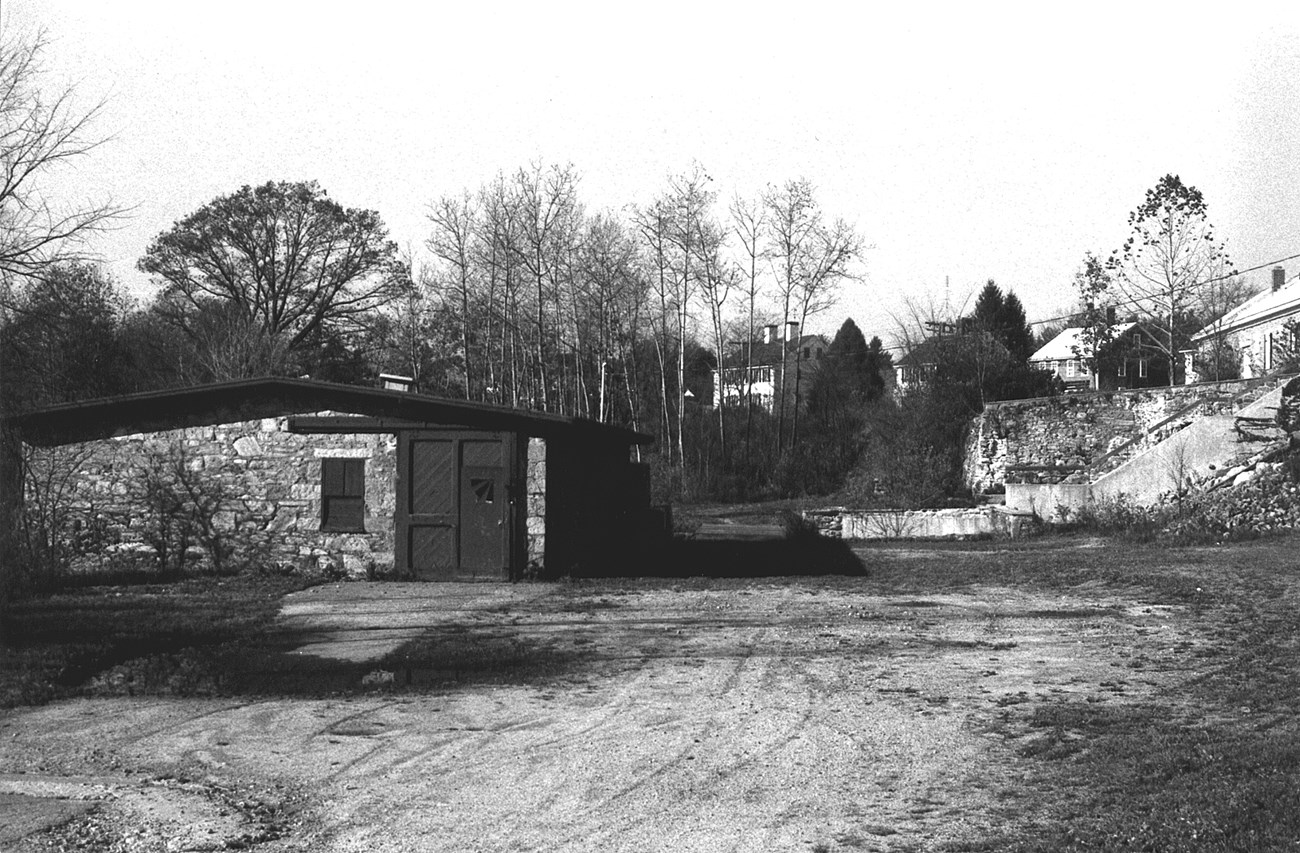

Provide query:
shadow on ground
left=583, top=533, right=867, bottom=579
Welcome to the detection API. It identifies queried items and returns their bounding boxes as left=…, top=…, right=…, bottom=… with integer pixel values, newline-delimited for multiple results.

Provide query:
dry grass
left=859, top=534, right=1300, bottom=852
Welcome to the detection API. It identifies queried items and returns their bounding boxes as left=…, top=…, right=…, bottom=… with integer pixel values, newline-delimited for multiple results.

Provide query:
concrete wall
left=1090, top=385, right=1285, bottom=505
left=804, top=506, right=1035, bottom=540
left=1003, top=483, right=1093, bottom=521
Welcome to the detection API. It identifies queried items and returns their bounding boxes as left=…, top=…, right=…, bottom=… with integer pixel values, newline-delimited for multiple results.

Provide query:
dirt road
left=0, top=571, right=1202, bottom=851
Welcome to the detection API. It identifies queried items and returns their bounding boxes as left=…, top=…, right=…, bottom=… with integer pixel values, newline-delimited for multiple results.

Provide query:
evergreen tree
left=969, top=280, right=1033, bottom=363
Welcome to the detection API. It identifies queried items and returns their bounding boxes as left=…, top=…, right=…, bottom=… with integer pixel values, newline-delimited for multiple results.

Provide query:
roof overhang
left=1191, top=298, right=1300, bottom=343
left=5, top=378, right=654, bottom=448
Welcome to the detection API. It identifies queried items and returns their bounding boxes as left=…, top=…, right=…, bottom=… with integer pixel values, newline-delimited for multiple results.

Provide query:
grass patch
left=0, top=573, right=310, bottom=707
left=918, top=533, right=1300, bottom=852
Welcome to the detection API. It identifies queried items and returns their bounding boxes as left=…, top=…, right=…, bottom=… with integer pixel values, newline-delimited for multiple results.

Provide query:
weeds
left=0, top=573, right=308, bottom=708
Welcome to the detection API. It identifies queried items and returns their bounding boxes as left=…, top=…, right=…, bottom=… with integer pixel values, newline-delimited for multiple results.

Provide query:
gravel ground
left=0, top=573, right=1201, bottom=852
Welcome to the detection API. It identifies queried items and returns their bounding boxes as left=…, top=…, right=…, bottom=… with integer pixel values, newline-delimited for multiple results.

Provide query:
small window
left=1117, top=360, right=1127, bottom=377
left=1066, top=360, right=1078, bottom=378
left=470, top=477, right=495, bottom=504
left=1138, top=359, right=1149, bottom=378
left=321, top=458, right=365, bottom=532
left=803, top=347, right=811, bottom=359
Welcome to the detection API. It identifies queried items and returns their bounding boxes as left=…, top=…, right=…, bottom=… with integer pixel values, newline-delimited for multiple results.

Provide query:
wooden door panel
left=396, top=431, right=514, bottom=580
left=461, top=464, right=505, bottom=573
left=410, top=438, right=455, bottom=516
left=409, top=526, right=455, bottom=574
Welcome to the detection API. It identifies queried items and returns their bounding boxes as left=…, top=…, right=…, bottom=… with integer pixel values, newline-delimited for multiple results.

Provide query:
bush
left=1048, top=458, right=1300, bottom=545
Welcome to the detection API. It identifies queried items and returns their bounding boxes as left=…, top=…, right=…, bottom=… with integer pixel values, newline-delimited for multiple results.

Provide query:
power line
left=797, top=249, right=1300, bottom=357
left=1023, top=250, right=1300, bottom=330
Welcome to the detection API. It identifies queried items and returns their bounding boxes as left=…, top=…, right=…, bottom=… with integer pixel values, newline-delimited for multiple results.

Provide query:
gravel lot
left=0, top=551, right=1204, bottom=852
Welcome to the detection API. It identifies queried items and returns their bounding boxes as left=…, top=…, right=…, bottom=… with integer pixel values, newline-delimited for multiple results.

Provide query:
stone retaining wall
left=964, top=379, right=1275, bottom=493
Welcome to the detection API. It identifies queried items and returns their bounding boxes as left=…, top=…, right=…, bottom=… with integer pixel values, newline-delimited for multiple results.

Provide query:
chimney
left=380, top=373, right=414, bottom=392
left=1273, top=266, right=1286, bottom=292
left=763, top=324, right=777, bottom=344
left=785, top=320, right=799, bottom=342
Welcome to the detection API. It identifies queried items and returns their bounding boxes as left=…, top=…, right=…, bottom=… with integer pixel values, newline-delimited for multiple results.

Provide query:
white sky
left=8, top=0, right=1300, bottom=343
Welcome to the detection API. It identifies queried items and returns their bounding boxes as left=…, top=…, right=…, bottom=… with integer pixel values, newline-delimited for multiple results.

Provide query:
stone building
left=5, top=378, right=655, bottom=580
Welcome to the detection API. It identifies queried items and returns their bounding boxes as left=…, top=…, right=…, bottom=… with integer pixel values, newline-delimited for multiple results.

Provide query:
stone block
left=268, top=507, right=299, bottom=532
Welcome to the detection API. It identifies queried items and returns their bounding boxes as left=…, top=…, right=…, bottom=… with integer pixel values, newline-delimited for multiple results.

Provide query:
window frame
left=321, top=457, right=366, bottom=533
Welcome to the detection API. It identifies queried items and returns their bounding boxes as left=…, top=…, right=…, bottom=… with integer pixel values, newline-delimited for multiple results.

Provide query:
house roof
left=1030, top=323, right=1138, bottom=362
left=5, top=378, right=654, bottom=448
left=895, top=333, right=1012, bottom=369
left=721, top=334, right=826, bottom=368
left=1191, top=275, right=1300, bottom=343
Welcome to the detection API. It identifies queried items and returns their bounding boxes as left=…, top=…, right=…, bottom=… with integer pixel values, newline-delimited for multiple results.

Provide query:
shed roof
left=5, top=378, right=654, bottom=448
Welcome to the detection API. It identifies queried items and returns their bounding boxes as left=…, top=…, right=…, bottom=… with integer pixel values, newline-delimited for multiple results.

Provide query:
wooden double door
left=395, top=431, right=516, bottom=580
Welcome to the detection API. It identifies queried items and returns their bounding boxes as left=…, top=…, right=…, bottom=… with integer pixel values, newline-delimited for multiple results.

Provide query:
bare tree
left=763, top=178, right=861, bottom=448
left=729, top=194, right=766, bottom=469
left=578, top=211, right=641, bottom=424
left=693, top=214, right=735, bottom=466
left=634, top=197, right=677, bottom=463
left=0, top=29, right=121, bottom=297
left=1192, top=273, right=1257, bottom=381
left=427, top=191, right=480, bottom=399
left=1110, top=174, right=1233, bottom=384
left=514, top=163, right=580, bottom=411
left=476, top=173, right=524, bottom=406
left=0, top=28, right=122, bottom=633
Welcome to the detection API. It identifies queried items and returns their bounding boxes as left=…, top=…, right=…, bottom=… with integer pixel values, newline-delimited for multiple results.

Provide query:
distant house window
left=1066, top=360, right=1078, bottom=378
left=321, top=458, right=365, bottom=532
left=1138, top=359, right=1149, bottom=379
left=803, top=347, right=811, bottom=359
left=1117, top=360, right=1127, bottom=377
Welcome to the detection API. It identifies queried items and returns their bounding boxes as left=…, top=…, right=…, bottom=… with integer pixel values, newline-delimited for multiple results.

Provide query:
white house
left=714, top=322, right=827, bottom=411
left=1187, top=266, right=1296, bottom=381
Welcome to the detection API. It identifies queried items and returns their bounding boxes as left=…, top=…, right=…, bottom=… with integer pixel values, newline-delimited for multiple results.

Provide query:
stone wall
left=526, top=437, right=546, bottom=570
left=26, top=413, right=398, bottom=578
left=964, top=379, right=1275, bottom=493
